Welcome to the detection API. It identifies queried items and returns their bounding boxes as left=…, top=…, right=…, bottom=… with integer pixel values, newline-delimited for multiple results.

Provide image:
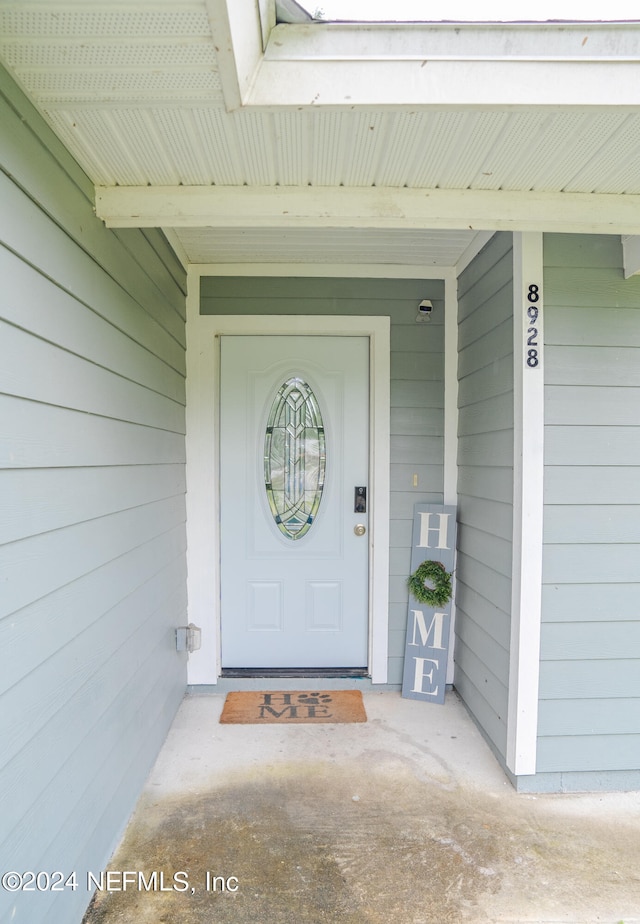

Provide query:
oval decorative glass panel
left=264, top=377, right=326, bottom=540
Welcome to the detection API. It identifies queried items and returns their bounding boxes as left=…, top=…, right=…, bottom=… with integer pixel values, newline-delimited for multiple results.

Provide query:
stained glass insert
left=264, top=377, right=326, bottom=540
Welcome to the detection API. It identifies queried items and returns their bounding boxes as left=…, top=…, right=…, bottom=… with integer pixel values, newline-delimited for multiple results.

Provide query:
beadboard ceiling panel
left=564, top=115, right=640, bottom=194
left=172, top=227, right=479, bottom=265
left=2, top=1, right=639, bottom=265
left=36, top=105, right=640, bottom=194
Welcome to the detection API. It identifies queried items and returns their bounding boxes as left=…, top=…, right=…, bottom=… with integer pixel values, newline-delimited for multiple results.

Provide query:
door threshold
left=221, top=668, right=369, bottom=679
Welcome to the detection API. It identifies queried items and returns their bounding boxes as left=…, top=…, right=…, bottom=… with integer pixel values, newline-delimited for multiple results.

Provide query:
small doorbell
left=354, top=486, right=367, bottom=513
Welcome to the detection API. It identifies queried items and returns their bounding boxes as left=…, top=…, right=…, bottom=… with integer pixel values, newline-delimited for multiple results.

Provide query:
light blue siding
left=200, top=276, right=445, bottom=685
left=0, top=65, right=187, bottom=924
left=455, top=232, right=514, bottom=765
left=537, top=233, right=640, bottom=788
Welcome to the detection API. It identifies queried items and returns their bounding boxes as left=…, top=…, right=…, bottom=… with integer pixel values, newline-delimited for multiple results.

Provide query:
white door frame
left=185, top=291, right=391, bottom=684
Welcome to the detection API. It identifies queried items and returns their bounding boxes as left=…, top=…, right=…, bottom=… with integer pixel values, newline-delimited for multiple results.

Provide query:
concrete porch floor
left=83, top=690, right=640, bottom=924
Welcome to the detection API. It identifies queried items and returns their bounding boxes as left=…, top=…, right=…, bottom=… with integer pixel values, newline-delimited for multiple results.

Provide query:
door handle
left=354, top=524, right=366, bottom=537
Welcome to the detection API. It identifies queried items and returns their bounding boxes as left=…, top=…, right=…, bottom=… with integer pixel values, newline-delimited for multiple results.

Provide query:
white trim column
left=443, top=269, right=459, bottom=684
left=507, top=232, right=545, bottom=776
left=184, top=267, right=219, bottom=685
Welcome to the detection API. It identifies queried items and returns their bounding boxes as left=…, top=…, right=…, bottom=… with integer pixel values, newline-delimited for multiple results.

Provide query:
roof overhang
left=208, top=0, right=640, bottom=110
left=4, top=1, right=640, bottom=267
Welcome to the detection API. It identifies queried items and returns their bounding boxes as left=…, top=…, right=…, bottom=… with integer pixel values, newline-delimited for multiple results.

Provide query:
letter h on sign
left=402, top=504, right=456, bottom=705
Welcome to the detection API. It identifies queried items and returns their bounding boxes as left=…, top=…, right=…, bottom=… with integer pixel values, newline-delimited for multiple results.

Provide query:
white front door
left=220, top=335, right=369, bottom=669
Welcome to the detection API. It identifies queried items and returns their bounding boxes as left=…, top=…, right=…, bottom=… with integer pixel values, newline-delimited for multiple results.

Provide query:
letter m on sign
left=409, top=610, right=446, bottom=650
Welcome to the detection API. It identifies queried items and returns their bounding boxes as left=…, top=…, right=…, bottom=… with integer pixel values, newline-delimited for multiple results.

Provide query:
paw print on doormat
left=296, top=693, right=333, bottom=706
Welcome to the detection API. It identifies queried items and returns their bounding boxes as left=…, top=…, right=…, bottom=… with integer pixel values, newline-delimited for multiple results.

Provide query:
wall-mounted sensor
left=176, top=623, right=202, bottom=653
left=416, top=299, right=433, bottom=322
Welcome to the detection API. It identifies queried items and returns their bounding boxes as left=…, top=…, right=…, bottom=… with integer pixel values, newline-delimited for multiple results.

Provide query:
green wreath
left=408, top=560, right=452, bottom=608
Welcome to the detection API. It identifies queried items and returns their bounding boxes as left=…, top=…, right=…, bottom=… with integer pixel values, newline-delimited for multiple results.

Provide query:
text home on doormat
left=219, top=690, right=367, bottom=724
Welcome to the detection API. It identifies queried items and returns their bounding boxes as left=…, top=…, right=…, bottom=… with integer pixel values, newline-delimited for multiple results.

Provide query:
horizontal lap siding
left=0, top=65, right=187, bottom=924
left=201, top=276, right=445, bottom=685
left=540, top=234, right=640, bottom=779
left=455, top=233, right=514, bottom=764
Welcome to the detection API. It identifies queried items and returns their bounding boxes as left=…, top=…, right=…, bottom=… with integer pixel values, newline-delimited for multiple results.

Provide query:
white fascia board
left=254, top=62, right=640, bottom=108
left=207, top=9, right=640, bottom=109
left=268, top=22, right=640, bottom=62
left=250, top=23, right=640, bottom=108
left=204, top=0, right=266, bottom=110
left=622, top=235, right=640, bottom=278
left=252, top=59, right=640, bottom=107
left=96, top=185, right=640, bottom=235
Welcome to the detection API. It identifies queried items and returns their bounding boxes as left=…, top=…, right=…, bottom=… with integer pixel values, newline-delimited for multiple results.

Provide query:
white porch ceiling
left=171, top=227, right=480, bottom=266
left=2, top=1, right=640, bottom=267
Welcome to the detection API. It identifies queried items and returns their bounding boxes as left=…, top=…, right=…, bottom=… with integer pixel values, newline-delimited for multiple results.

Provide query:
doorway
left=219, top=335, right=369, bottom=668
left=185, top=310, right=390, bottom=685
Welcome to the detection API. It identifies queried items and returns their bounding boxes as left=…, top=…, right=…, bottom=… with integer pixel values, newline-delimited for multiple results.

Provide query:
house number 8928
left=525, top=284, right=540, bottom=368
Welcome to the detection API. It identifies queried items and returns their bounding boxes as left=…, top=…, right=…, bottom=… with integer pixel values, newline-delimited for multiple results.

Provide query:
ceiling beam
left=95, top=186, right=640, bottom=235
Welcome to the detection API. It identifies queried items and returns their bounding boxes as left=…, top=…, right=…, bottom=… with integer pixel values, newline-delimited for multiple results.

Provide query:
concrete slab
left=82, top=691, right=640, bottom=924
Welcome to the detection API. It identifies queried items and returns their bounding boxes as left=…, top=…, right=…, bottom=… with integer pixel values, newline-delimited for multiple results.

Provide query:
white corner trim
left=184, top=268, right=219, bottom=684
left=443, top=270, right=458, bottom=507
left=161, top=227, right=190, bottom=271
left=185, top=306, right=391, bottom=685
left=507, top=232, right=544, bottom=777
left=443, top=270, right=459, bottom=685
left=622, top=235, right=640, bottom=279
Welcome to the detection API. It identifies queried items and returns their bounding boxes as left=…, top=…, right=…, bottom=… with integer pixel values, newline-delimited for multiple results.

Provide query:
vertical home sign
left=402, top=504, right=457, bottom=704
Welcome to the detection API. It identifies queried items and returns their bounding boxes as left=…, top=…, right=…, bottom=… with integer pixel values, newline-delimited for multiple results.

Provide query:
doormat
left=219, top=690, right=367, bottom=724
